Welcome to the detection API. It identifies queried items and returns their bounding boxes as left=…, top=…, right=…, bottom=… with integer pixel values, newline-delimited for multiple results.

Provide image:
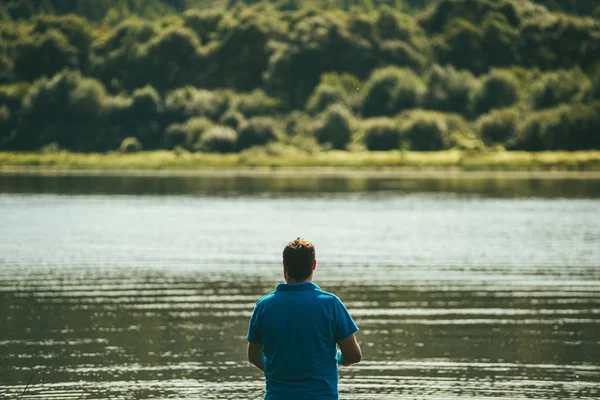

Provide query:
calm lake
left=1, top=171, right=599, bottom=399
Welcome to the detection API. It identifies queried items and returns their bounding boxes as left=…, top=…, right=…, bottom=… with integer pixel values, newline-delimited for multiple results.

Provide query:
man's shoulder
left=315, top=288, right=341, bottom=302
left=255, top=291, right=277, bottom=306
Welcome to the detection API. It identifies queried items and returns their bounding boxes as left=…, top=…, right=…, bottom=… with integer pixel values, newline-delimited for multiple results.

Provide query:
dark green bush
left=424, top=64, right=478, bottom=114
left=313, top=104, right=353, bottom=150
left=475, top=107, right=520, bottom=146
left=362, top=118, right=402, bottom=151
left=14, top=29, right=79, bottom=80
left=199, top=126, right=238, bottom=153
left=362, top=67, right=425, bottom=117
left=183, top=9, right=222, bottom=43
left=119, top=137, right=143, bottom=153
left=305, top=84, right=346, bottom=114
left=378, top=40, right=427, bottom=71
left=16, top=70, right=115, bottom=151
left=164, top=87, right=229, bottom=124
left=471, top=70, right=520, bottom=115
left=519, top=14, right=600, bottom=70
left=129, top=85, right=162, bottom=148
left=220, top=109, right=245, bottom=130
left=90, top=19, right=159, bottom=91
left=163, top=117, right=213, bottom=150
left=237, top=117, right=278, bottom=150
left=401, top=113, right=451, bottom=151
left=0, top=105, right=12, bottom=146
left=235, top=90, right=281, bottom=117
left=31, top=15, right=94, bottom=72
left=530, top=69, right=590, bottom=109
left=508, top=103, right=600, bottom=151
left=138, top=27, right=204, bottom=92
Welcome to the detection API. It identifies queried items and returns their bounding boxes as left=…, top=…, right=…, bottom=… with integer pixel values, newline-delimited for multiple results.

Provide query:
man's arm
left=247, top=342, right=265, bottom=372
left=336, top=334, right=362, bottom=366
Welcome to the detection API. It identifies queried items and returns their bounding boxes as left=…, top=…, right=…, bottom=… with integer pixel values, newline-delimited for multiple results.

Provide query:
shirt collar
left=276, top=282, right=320, bottom=292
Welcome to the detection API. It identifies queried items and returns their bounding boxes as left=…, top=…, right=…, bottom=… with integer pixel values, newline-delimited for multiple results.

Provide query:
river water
left=0, top=171, right=599, bottom=399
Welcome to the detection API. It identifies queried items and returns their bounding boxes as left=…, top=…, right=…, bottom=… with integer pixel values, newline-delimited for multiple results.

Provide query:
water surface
left=0, top=173, right=599, bottom=399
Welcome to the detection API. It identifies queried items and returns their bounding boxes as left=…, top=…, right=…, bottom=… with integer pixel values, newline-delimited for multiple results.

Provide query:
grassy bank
left=1, top=150, right=600, bottom=172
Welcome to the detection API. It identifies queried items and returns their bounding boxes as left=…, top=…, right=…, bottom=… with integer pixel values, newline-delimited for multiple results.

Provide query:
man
left=247, top=238, right=362, bottom=400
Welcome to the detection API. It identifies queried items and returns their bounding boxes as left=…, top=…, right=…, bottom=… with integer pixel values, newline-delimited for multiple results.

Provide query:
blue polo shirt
left=247, top=282, right=359, bottom=400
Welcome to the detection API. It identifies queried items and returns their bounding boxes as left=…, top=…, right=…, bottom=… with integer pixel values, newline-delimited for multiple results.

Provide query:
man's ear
left=312, top=260, right=317, bottom=271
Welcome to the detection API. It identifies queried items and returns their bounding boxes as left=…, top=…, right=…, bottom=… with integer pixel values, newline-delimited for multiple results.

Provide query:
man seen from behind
left=247, top=238, right=362, bottom=400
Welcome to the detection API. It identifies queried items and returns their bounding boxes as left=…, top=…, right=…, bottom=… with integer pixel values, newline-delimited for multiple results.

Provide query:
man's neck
left=285, top=277, right=313, bottom=284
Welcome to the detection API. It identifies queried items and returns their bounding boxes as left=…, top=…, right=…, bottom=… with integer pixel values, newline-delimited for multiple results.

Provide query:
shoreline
left=3, top=166, right=600, bottom=180
left=1, top=150, right=600, bottom=179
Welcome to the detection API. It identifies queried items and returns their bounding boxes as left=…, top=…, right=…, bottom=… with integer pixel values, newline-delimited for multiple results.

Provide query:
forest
left=1, top=0, right=600, bottom=154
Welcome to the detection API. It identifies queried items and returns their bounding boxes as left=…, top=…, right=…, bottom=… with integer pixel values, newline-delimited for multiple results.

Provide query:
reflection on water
left=0, top=173, right=599, bottom=399
left=1, top=170, right=600, bottom=197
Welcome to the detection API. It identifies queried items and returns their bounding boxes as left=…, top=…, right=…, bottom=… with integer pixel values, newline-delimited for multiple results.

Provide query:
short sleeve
left=333, top=297, right=359, bottom=341
left=247, top=302, right=263, bottom=344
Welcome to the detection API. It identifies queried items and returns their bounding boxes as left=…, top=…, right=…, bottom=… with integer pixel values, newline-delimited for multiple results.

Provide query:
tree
left=17, top=70, right=116, bottom=151
left=14, top=29, right=79, bottom=81
left=91, top=19, right=159, bottom=92
left=305, top=84, right=347, bottom=114
left=313, top=104, right=353, bottom=150
left=471, top=70, right=520, bottom=115
left=436, top=18, right=485, bottom=73
left=237, top=117, right=279, bottom=150
left=530, top=68, right=591, bottom=109
left=31, top=15, right=94, bottom=73
left=362, top=67, right=424, bottom=117
left=212, top=6, right=286, bottom=91
left=199, top=126, right=238, bottom=153
left=362, top=118, right=402, bottom=150
left=509, top=102, right=600, bottom=151
left=138, top=27, right=205, bottom=92
left=265, top=13, right=376, bottom=107
left=424, top=64, right=477, bottom=114
left=476, top=107, right=520, bottom=146
left=163, top=87, right=229, bottom=125
left=519, top=14, right=600, bottom=70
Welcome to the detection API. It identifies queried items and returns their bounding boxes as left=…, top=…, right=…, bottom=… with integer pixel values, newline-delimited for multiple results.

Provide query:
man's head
left=283, top=238, right=316, bottom=283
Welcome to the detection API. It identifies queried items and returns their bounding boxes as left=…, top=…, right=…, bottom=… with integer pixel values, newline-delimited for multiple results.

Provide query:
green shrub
left=378, top=40, right=427, bottom=71
left=285, top=111, right=313, bottom=138
left=401, top=113, right=450, bottom=151
left=183, top=9, right=222, bottom=43
left=508, top=102, right=600, bottom=151
left=119, top=137, right=143, bottom=153
left=220, top=109, right=245, bottom=130
left=199, top=126, right=237, bottom=153
left=530, top=69, right=591, bottom=109
left=305, top=84, right=346, bottom=114
left=0, top=105, right=12, bottom=146
left=163, top=117, right=213, bottom=150
left=14, top=29, right=79, bottom=81
left=17, top=70, right=114, bottom=151
left=235, top=90, right=281, bottom=117
left=475, top=107, right=520, bottom=146
left=90, top=19, right=159, bottom=91
left=424, top=64, right=478, bottom=114
left=138, top=27, right=204, bottom=92
left=131, top=85, right=161, bottom=115
left=164, top=86, right=229, bottom=123
left=31, top=14, right=94, bottom=72
left=471, top=70, right=520, bottom=115
left=362, top=67, right=425, bottom=117
left=313, top=104, right=353, bottom=150
left=237, top=117, right=278, bottom=150
left=362, top=118, right=402, bottom=151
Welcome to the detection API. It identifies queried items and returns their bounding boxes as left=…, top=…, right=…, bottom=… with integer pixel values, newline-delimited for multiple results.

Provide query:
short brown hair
left=283, top=238, right=316, bottom=282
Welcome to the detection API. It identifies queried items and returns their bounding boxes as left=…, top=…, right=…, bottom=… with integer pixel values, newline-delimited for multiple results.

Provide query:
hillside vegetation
left=1, top=0, right=600, bottom=155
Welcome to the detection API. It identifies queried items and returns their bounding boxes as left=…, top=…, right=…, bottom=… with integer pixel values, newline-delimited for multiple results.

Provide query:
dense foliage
left=1, top=0, right=599, bottom=153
